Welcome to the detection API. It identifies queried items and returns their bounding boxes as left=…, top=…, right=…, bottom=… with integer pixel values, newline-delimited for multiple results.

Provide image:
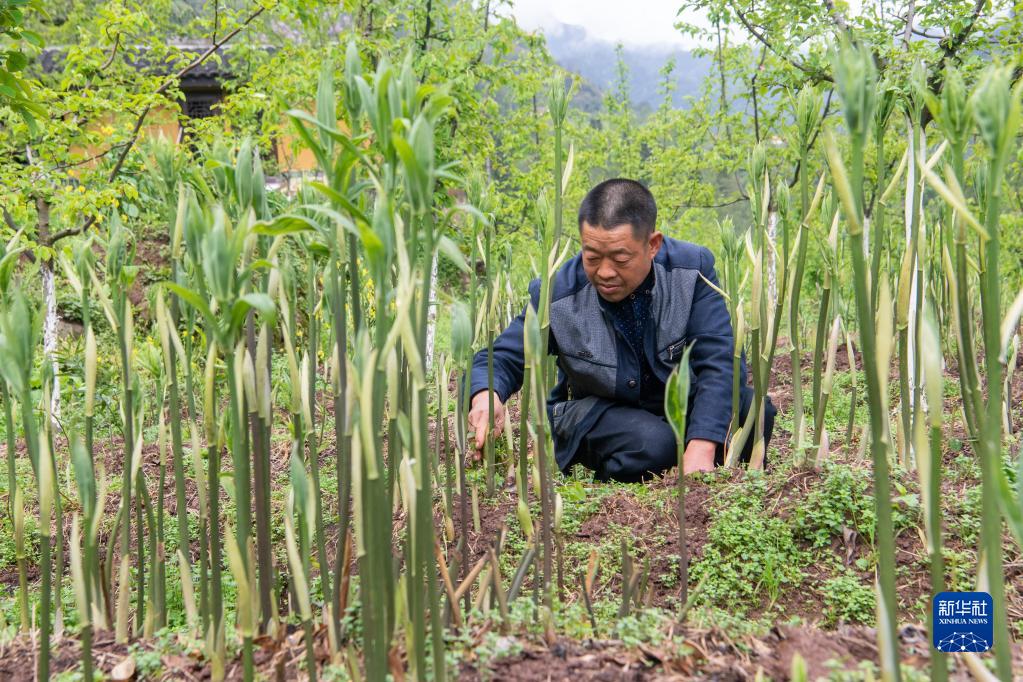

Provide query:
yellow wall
left=71, top=104, right=322, bottom=174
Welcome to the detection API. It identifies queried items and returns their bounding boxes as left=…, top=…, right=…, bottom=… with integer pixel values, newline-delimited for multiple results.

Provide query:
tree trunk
left=36, top=197, right=61, bottom=425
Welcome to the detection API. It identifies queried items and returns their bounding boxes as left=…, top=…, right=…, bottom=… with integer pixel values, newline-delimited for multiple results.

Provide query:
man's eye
left=614, top=257, right=630, bottom=265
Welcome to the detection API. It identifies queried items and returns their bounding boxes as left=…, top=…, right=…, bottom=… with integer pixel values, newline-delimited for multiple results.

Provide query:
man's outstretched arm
left=683, top=248, right=737, bottom=471
left=467, top=278, right=543, bottom=454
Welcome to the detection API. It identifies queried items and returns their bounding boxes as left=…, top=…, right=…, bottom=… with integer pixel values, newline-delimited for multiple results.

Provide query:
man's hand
left=682, top=438, right=716, bottom=475
left=468, top=391, right=506, bottom=463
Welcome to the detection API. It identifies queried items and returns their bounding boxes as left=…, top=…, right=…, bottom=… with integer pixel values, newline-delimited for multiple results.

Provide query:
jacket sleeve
left=469, top=278, right=543, bottom=403
left=684, top=248, right=738, bottom=445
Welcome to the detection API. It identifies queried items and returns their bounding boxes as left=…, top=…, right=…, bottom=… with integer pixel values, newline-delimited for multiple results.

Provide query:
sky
left=503, top=0, right=707, bottom=49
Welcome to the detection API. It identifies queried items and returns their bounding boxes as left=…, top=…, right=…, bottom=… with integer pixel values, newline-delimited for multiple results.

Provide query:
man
left=467, top=178, right=776, bottom=482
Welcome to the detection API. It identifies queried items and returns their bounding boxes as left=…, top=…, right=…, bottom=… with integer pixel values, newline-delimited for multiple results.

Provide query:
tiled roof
left=38, top=44, right=273, bottom=82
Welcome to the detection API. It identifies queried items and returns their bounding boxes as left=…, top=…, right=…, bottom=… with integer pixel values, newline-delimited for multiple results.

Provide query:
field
left=1, top=1, right=1023, bottom=681
left=0, top=350, right=1021, bottom=680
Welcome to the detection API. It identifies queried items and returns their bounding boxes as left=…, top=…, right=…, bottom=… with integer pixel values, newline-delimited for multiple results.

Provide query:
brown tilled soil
left=0, top=624, right=336, bottom=681
left=3, top=346, right=1023, bottom=680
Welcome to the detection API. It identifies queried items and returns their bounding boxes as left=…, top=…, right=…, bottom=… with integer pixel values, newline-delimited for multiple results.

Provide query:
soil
left=3, top=345, right=1023, bottom=680
left=0, top=623, right=334, bottom=681
left=577, top=473, right=717, bottom=609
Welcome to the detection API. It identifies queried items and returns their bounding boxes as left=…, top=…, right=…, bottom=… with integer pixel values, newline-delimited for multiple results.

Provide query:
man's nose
left=597, top=260, right=617, bottom=281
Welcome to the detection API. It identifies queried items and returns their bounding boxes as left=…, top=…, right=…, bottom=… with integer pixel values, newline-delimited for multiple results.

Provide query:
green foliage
left=948, top=485, right=982, bottom=546
left=691, top=480, right=806, bottom=611
left=613, top=608, right=673, bottom=646
left=821, top=571, right=875, bottom=627
left=0, top=0, right=45, bottom=127
left=794, top=464, right=876, bottom=548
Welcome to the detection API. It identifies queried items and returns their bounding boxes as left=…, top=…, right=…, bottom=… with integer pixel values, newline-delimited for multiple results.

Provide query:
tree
left=677, top=0, right=1023, bottom=126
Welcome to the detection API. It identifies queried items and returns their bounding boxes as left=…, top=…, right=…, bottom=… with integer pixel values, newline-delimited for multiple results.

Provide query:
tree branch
left=921, top=0, right=986, bottom=127
left=99, top=30, right=121, bottom=72
left=910, top=27, right=946, bottom=41
left=2, top=206, right=18, bottom=232
left=47, top=222, right=95, bottom=245
left=902, top=0, right=915, bottom=49
left=938, top=0, right=986, bottom=62
left=728, top=1, right=833, bottom=83
left=45, top=142, right=130, bottom=174
left=48, top=1, right=271, bottom=247
left=822, top=0, right=849, bottom=34
left=672, top=195, right=747, bottom=212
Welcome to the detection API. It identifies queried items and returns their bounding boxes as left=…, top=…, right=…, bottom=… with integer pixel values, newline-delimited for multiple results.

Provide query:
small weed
left=690, top=480, right=806, bottom=612
left=941, top=547, right=977, bottom=592
left=794, top=464, right=875, bottom=548
left=948, top=485, right=982, bottom=546
left=821, top=571, right=875, bottom=626
left=613, top=608, right=672, bottom=646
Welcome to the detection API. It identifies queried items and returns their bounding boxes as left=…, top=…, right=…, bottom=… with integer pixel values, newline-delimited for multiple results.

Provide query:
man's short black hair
left=577, top=178, right=657, bottom=238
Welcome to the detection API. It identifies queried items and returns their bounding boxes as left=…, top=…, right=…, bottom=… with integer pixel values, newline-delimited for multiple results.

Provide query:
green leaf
left=230, top=293, right=276, bottom=332
left=70, top=438, right=96, bottom=518
left=220, top=471, right=236, bottom=505
left=6, top=51, right=27, bottom=72
left=308, top=181, right=370, bottom=225
left=290, top=449, right=309, bottom=515
left=450, top=301, right=472, bottom=360
left=316, top=60, right=337, bottom=149
left=286, top=112, right=330, bottom=173
left=163, top=282, right=213, bottom=323
left=436, top=235, right=468, bottom=273
left=235, top=138, right=253, bottom=209
left=523, top=302, right=541, bottom=360
left=663, top=344, right=695, bottom=445
left=358, top=221, right=384, bottom=262
left=21, top=31, right=42, bottom=48
left=996, top=465, right=1023, bottom=551
left=252, top=213, right=319, bottom=236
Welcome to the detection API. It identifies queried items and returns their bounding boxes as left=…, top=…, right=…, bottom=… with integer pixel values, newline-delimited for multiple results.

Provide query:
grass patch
left=691, top=476, right=806, bottom=612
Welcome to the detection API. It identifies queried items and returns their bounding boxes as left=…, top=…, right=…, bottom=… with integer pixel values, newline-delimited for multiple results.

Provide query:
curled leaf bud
left=831, top=40, right=877, bottom=145
left=85, top=327, right=97, bottom=417
left=517, top=498, right=534, bottom=540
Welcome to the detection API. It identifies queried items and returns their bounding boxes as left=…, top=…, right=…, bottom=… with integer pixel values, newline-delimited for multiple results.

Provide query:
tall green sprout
left=167, top=202, right=275, bottom=680
left=0, top=290, right=48, bottom=676
left=918, top=308, right=947, bottom=682
left=737, top=143, right=795, bottom=468
left=94, top=214, right=141, bottom=641
left=664, top=346, right=694, bottom=609
left=0, top=232, right=23, bottom=527
left=810, top=200, right=839, bottom=441
left=287, top=48, right=463, bottom=679
left=0, top=240, right=28, bottom=633
left=523, top=303, right=554, bottom=609
left=824, top=40, right=900, bottom=681
left=917, top=66, right=1020, bottom=681
left=285, top=452, right=317, bottom=682
left=451, top=300, right=474, bottom=614
left=70, top=436, right=105, bottom=681
left=787, top=85, right=822, bottom=453
left=717, top=218, right=744, bottom=463
left=968, top=65, right=1019, bottom=680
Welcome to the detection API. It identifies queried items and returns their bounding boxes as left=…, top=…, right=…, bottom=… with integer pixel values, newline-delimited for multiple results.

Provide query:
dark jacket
left=470, top=236, right=749, bottom=470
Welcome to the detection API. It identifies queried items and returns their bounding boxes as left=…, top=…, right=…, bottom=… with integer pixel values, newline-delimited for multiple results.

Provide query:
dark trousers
left=569, top=396, right=777, bottom=483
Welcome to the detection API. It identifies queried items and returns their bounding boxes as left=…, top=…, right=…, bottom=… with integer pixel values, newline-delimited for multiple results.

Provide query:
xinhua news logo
left=932, top=591, right=993, bottom=653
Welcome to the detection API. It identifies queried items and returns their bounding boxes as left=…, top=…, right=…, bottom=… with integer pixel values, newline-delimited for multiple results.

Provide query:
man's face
left=580, top=222, right=663, bottom=302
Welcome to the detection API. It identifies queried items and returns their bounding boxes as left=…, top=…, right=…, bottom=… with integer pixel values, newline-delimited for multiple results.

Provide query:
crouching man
left=468, top=179, right=776, bottom=482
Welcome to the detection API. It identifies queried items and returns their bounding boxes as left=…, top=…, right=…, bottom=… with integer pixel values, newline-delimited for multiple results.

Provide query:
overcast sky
left=503, top=0, right=707, bottom=49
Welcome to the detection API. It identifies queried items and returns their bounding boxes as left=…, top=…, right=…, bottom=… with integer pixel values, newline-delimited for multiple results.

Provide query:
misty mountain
left=541, top=22, right=712, bottom=112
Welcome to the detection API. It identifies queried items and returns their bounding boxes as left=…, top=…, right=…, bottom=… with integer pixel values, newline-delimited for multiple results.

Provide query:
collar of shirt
left=599, top=265, right=655, bottom=354
left=598, top=266, right=655, bottom=314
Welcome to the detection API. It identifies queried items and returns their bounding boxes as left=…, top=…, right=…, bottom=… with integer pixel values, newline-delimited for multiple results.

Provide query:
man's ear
left=648, top=231, right=664, bottom=258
